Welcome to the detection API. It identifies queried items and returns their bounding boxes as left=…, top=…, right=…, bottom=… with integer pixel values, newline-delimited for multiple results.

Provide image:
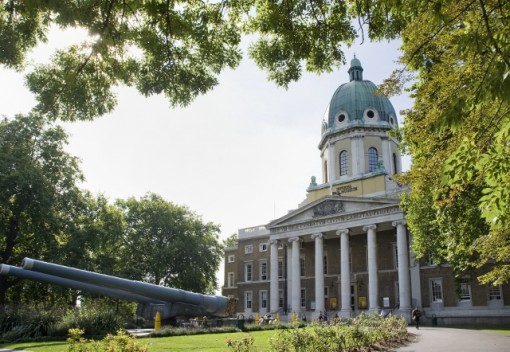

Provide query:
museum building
left=222, top=58, right=510, bottom=325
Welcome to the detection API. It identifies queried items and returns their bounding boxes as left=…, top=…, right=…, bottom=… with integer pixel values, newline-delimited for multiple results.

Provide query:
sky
left=0, top=28, right=413, bottom=289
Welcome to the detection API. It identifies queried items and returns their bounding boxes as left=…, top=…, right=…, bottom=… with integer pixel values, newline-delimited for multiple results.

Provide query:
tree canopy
left=395, top=0, right=510, bottom=284
left=116, top=193, right=223, bottom=294
left=0, top=114, right=83, bottom=307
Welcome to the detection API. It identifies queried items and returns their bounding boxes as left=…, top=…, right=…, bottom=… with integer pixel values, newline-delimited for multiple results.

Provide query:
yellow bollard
left=154, top=311, right=161, bottom=331
left=276, top=312, right=280, bottom=321
left=255, top=312, right=260, bottom=323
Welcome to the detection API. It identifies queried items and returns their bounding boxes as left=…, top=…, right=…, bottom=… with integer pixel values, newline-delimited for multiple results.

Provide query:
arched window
left=368, top=147, right=378, bottom=172
left=339, top=151, right=348, bottom=176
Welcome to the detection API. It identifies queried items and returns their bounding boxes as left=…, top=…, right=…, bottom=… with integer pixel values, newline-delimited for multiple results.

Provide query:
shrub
left=225, top=334, right=254, bottom=352
left=0, top=307, right=61, bottom=342
left=66, top=328, right=149, bottom=352
left=150, top=325, right=240, bottom=337
left=269, top=314, right=409, bottom=352
left=53, top=306, right=125, bottom=336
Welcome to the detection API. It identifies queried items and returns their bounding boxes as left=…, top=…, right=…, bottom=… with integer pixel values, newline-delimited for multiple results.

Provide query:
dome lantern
left=348, top=55, right=363, bottom=81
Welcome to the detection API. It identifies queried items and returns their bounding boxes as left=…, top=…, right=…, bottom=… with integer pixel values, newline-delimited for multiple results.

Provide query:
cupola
left=309, top=57, right=403, bottom=200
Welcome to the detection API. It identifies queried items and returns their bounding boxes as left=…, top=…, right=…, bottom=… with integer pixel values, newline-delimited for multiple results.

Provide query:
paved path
left=396, top=327, right=510, bottom=352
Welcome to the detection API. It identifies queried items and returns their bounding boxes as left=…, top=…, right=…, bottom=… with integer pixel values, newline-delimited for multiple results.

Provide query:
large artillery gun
left=0, top=258, right=235, bottom=324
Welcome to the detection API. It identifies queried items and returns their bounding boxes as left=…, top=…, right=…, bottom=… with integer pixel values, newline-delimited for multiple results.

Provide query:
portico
left=267, top=196, right=412, bottom=320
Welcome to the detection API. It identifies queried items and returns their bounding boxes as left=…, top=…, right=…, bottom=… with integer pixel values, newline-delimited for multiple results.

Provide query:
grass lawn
left=0, top=330, right=277, bottom=352
left=481, top=329, right=510, bottom=336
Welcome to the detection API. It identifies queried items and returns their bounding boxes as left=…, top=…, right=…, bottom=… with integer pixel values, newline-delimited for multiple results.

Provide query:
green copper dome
left=323, top=57, right=397, bottom=134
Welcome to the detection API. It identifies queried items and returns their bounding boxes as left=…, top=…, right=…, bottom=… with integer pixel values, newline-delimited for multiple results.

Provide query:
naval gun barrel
left=0, top=264, right=164, bottom=304
left=21, top=258, right=228, bottom=316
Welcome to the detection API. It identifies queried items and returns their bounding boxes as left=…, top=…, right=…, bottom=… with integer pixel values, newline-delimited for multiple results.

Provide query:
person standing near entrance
left=412, top=307, right=422, bottom=329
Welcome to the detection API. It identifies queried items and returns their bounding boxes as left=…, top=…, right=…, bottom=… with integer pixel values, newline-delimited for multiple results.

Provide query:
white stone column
left=364, top=224, right=379, bottom=312
left=328, top=141, right=336, bottom=184
left=337, top=229, right=351, bottom=318
left=382, top=137, right=391, bottom=173
left=289, top=237, right=301, bottom=314
left=351, top=135, right=365, bottom=176
left=286, top=244, right=292, bottom=314
left=351, top=136, right=359, bottom=176
left=393, top=220, right=412, bottom=315
left=312, top=233, right=325, bottom=317
left=269, top=240, right=279, bottom=314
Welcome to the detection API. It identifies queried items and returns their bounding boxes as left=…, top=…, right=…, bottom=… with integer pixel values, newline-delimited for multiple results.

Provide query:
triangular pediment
left=267, top=195, right=398, bottom=229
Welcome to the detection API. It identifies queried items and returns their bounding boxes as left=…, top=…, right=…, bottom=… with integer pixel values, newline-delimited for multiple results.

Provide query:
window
left=368, top=147, right=378, bottom=172
left=227, top=272, right=235, bottom=288
left=300, top=257, right=305, bottom=277
left=324, top=160, right=328, bottom=183
left=392, top=153, right=398, bottom=174
left=338, top=113, right=346, bottom=122
left=245, top=291, right=253, bottom=309
left=323, top=255, right=328, bottom=275
left=367, top=110, right=375, bottom=118
left=430, top=278, right=443, bottom=303
left=324, top=286, right=329, bottom=298
left=459, top=279, right=471, bottom=301
left=279, top=290, right=284, bottom=308
left=260, top=261, right=267, bottom=281
left=260, top=290, right=268, bottom=309
left=339, top=151, right=348, bottom=176
left=278, top=259, right=284, bottom=279
left=228, top=255, right=235, bottom=263
left=245, top=263, right=253, bottom=282
left=244, top=244, right=253, bottom=254
left=488, top=285, right=502, bottom=300
left=300, top=289, right=306, bottom=308
left=259, top=243, right=268, bottom=252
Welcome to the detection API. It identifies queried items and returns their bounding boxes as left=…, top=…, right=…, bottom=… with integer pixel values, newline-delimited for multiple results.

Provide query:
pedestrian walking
left=412, top=307, right=422, bottom=329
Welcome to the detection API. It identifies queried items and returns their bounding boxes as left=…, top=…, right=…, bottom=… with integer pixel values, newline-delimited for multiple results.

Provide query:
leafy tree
left=0, top=0, right=394, bottom=120
left=393, top=0, right=510, bottom=284
left=116, top=193, right=223, bottom=294
left=223, top=233, right=238, bottom=248
left=241, top=0, right=356, bottom=86
left=0, top=114, right=83, bottom=309
left=58, top=192, right=125, bottom=275
left=1, top=0, right=242, bottom=120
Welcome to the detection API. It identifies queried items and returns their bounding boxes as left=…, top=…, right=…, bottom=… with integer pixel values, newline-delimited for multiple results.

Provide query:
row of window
left=339, top=147, right=379, bottom=176
left=241, top=282, right=503, bottom=312
left=430, top=278, right=502, bottom=303
left=244, top=289, right=305, bottom=310
left=229, top=243, right=402, bottom=281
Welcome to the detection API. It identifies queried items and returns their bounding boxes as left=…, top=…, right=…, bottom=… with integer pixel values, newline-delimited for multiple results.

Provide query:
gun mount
left=0, top=258, right=234, bottom=323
